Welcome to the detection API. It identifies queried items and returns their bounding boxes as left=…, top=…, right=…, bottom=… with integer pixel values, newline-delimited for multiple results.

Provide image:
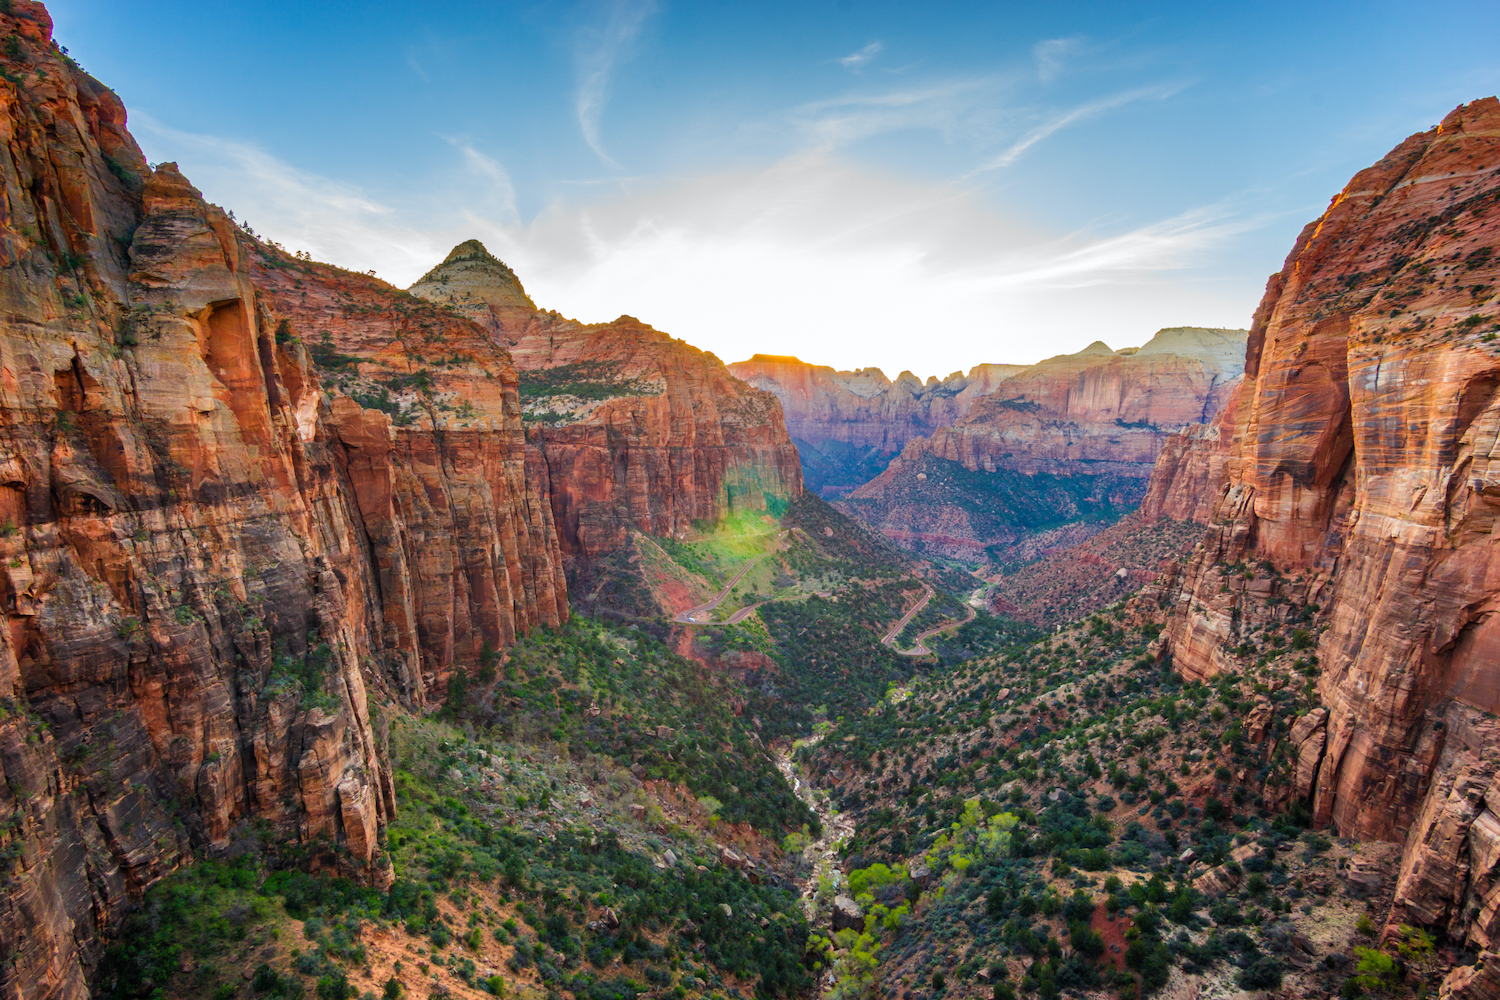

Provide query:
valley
left=0, top=5, right=1495, bottom=1000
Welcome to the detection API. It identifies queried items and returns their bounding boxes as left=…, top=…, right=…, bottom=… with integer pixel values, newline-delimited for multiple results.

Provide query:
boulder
left=1193, top=865, right=1242, bottom=897
left=832, top=895, right=864, bottom=932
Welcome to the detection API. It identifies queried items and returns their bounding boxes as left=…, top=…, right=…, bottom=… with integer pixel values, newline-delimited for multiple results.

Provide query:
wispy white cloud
left=838, top=41, right=883, bottom=70
left=442, top=137, right=519, bottom=223
left=968, top=81, right=1190, bottom=174
left=133, top=115, right=526, bottom=281
left=131, top=121, right=1263, bottom=377
left=134, top=114, right=446, bottom=280
left=574, top=0, right=657, bottom=168
left=788, top=76, right=1005, bottom=150
left=982, top=205, right=1270, bottom=289
left=1033, top=37, right=1082, bottom=82
left=505, top=155, right=1266, bottom=374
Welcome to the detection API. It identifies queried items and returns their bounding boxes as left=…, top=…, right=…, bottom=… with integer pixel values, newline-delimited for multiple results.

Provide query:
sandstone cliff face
left=1155, top=98, right=1500, bottom=961
left=879, top=327, right=1245, bottom=479
left=0, top=10, right=573, bottom=997
left=727, top=354, right=1025, bottom=453
left=410, top=247, right=803, bottom=557
left=837, top=328, right=1245, bottom=556
left=1138, top=383, right=1241, bottom=523
left=726, top=355, right=1027, bottom=499
left=246, top=244, right=569, bottom=686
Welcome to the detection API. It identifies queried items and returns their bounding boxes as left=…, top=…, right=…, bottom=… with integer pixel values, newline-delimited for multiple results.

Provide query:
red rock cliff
left=877, top=327, right=1245, bottom=480
left=410, top=244, right=803, bottom=557
left=836, top=328, right=1245, bottom=555
left=1156, top=98, right=1500, bottom=961
left=1138, top=382, right=1242, bottom=523
left=0, top=10, right=571, bottom=997
left=726, top=354, right=1025, bottom=453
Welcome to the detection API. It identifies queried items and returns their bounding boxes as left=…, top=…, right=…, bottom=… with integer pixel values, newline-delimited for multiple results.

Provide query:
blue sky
left=52, top=1, right=1500, bottom=376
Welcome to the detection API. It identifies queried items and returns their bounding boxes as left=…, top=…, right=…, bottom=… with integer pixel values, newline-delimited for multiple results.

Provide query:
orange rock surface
left=877, top=328, right=1245, bottom=479
left=1138, top=382, right=1241, bottom=523
left=410, top=243, right=802, bottom=556
left=1156, top=97, right=1500, bottom=963
left=727, top=354, right=1025, bottom=453
left=0, top=10, right=798, bottom=997
left=837, top=329, right=1245, bottom=553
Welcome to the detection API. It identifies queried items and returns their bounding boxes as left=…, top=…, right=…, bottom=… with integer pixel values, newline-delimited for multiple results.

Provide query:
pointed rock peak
left=442, top=239, right=502, bottom=265
left=409, top=238, right=536, bottom=313
left=1077, top=340, right=1114, bottom=355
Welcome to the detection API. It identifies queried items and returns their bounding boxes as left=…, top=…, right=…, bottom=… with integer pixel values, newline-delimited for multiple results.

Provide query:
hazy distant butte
left=729, top=327, right=1246, bottom=461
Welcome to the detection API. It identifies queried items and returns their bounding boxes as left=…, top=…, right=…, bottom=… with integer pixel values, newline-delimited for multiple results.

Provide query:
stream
left=774, top=734, right=855, bottom=924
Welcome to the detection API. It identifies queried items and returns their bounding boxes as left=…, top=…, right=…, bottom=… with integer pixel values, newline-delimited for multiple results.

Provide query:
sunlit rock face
left=411, top=245, right=803, bottom=558
left=728, top=354, right=1026, bottom=453
left=1156, top=97, right=1500, bottom=961
left=726, top=355, right=1032, bottom=500
left=0, top=4, right=811, bottom=985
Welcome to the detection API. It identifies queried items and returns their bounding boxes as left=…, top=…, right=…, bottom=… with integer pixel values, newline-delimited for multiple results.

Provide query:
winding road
left=881, top=582, right=978, bottom=656
left=670, top=531, right=788, bottom=625
left=880, top=582, right=934, bottom=645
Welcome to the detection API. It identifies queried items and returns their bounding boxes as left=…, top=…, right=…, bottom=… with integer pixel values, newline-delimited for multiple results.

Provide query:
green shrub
left=1238, top=955, right=1283, bottom=991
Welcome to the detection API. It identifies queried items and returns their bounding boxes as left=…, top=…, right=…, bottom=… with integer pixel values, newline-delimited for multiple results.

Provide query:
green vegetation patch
left=517, top=361, right=656, bottom=402
left=455, top=616, right=815, bottom=834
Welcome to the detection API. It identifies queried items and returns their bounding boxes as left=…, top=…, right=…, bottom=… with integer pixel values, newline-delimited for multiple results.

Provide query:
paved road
left=670, top=531, right=787, bottom=625
left=881, top=583, right=977, bottom=656
left=880, top=583, right=933, bottom=646
left=674, top=558, right=761, bottom=623
left=893, top=602, right=977, bottom=656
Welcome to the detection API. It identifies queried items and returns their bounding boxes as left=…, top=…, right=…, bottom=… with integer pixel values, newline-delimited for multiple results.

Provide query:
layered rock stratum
left=835, top=328, right=1246, bottom=558
left=0, top=8, right=799, bottom=996
left=1153, top=97, right=1500, bottom=973
left=726, top=355, right=1024, bottom=497
left=410, top=245, right=803, bottom=557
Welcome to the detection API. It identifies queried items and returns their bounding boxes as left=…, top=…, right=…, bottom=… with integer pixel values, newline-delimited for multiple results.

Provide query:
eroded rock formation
left=726, top=355, right=1025, bottom=496
left=0, top=11, right=421, bottom=993
left=0, top=8, right=800, bottom=996
left=837, top=328, right=1246, bottom=556
left=1138, top=384, right=1241, bottom=523
left=1154, top=97, right=1500, bottom=966
left=410, top=245, right=802, bottom=557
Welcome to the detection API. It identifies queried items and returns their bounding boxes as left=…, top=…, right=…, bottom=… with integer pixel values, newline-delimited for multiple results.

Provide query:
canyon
left=409, top=242, right=802, bottom=559
left=823, top=328, right=1246, bottom=560
left=727, top=356, right=1025, bottom=498
left=0, top=1, right=1497, bottom=998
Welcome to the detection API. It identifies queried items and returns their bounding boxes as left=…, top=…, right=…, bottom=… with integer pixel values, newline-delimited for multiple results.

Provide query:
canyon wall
left=1155, top=98, right=1500, bottom=961
left=0, top=12, right=414, bottom=993
left=726, top=357, right=1024, bottom=449
left=0, top=10, right=798, bottom=997
left=836, top=328, right=1246, bottom=558
left=880, top=327, right=1245, bottom=478
left=1137, top=386, right=1241, bottom=523
left=411, top=244, right=803, bottom=557
left=727, top=354, right=1025, bottom=498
